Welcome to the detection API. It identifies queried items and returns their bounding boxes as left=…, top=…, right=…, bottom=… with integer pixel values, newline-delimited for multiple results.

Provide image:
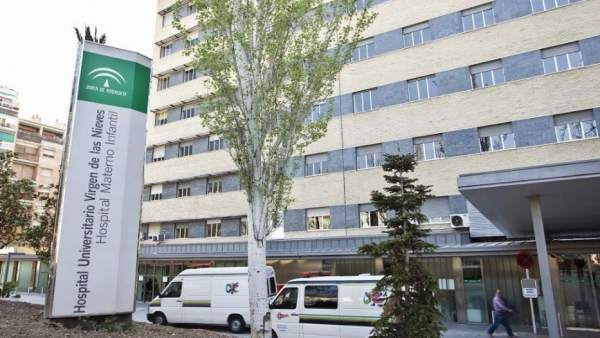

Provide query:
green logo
left=78, top=51, right=150, bottom=113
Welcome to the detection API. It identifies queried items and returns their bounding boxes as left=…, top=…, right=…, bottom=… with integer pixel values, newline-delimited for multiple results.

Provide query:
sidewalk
left=443, top=322, right=600, bottom=338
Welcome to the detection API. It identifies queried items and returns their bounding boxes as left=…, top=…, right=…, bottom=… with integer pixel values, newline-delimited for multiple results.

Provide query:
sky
left=0, top=1, right=156, bottom=125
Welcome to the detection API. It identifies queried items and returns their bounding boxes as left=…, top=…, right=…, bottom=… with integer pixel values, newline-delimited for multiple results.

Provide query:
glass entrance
left=463, top=258, right=488, bottom=323
left=558, top=254, right=600, bottom=329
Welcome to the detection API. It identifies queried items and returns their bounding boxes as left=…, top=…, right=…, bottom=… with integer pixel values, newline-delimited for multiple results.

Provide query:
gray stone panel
left=467, top=201, right=503, bottom=238
left=195, top=135, right=209, bottom=154
left=430, top=12, right=462, bottom=40
left=343, top=148, right=356, bottom=171
left=189, top=221, right=205, bottom=238
left=191, top=178, right=207, bottom=196
left=397, top=138, right=414, bottom=155
left=434, top=67, right=471, bottom=96
left=421, top=197, right=450, bottom=218
left=374, top=28, right=404, bottom=55
left=330, top=205, right=346, bottom=230
left=170, top=70, right=183, bottom=86
left=494, top=0, right=532, bottom=23
left=382, top=140, right=400, bottom=156
left=142, top=187, right=150, bottom=202
left=167, top=107, right=180, bottom=123
left=328, top=149, right=344, bottom=173
left=284, top=209, right=306, bottom=232
left=513, top=116, right=556, bottom=147
left=222, top=174, right=240, bottom=192
left=165, top=143, right=178, bottom=160
left=333, top=93, right=354, bottom=116
left=376, top=82, right=407, bottom=107
left=503, top=51, right=544, bottom=82
left=442, top=128, right=480, bottom=157
left=580, top=36, right=600, bottom=66
left=221, top=218, right=241, bottom=237
left=163, top=182, right=177, bottom=199
left=287, top=156, right=304, bottom=177
left=345, top=204, right=360, bottom=229
left=449, top=195, right=468, bottom=214
left=160, top=223, right=175, bottom=240
left=145, top=148, right=153, bottom=163
left=171, top=38, right=184, bottom=54
left=594, top=108, right=600, bottom=126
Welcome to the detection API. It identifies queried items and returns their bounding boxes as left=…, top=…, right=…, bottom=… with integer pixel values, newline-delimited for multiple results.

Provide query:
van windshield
left=271, top=287, right=298, bottom=309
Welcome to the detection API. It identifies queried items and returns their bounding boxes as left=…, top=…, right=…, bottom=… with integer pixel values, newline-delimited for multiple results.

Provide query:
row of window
left=149, top=176, right=230, bottom=201
left=154, top=104, right=200, bottom=126
left=161, top=2, right=195, bottom=28
left=159, top=35, right=199, bottom=58
left=150, top=135, right=224, bottom=162
left=157, top=68, right=199, bottom=91
left=350, top=1, right=572, bottom=63
left=306, top=207, right=385, bottom=231
left=350, top=42, right=583, bottom=113
left=154, top=218, right=248, bottom=240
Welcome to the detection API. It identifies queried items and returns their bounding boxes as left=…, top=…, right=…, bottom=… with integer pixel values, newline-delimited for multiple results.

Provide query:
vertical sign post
left=45, top=42, right=151, bottom=318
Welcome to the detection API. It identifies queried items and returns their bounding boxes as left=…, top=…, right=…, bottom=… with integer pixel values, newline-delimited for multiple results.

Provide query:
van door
left=270, top=287, right=301, bottom=338
left=338, top=283, right=383, bottom=338
left=181, top=277, right=212, bottom=324
left=301, top=284, right=340, bottom=338
left=159, top=280, right=183, bottom=323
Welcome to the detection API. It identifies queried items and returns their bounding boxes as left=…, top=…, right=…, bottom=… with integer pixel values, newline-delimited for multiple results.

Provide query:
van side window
left=304, top=285, right=338, bottom=309
left=161, top=281, right=182, bottom=298
left=268, top=276, right=277, bottom=296
left=271, top=287, right=298, bottom=309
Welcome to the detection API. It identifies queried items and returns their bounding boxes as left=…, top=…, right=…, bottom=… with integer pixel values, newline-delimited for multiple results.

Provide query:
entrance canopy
left=458, top=159, right=600, bottom=238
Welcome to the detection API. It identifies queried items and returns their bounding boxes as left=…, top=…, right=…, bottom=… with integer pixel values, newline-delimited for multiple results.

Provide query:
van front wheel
left=153, top=313, right=167, bottom=325
left=228, top=315, right=245, bottom=333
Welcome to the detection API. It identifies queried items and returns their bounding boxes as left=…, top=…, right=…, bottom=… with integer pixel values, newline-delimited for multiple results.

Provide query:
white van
left=147, top=266, right=277, bottom=333
left=270, top=275, right=384, bottom=338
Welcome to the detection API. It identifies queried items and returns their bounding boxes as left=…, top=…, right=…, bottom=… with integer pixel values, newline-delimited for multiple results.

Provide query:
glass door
left=463, top=258, right=488, bottom=323
left=557, top=254, right=600, bottom=329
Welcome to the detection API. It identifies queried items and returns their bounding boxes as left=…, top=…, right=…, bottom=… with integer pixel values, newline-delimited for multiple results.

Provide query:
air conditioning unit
left=450, top=214, right=470, bottom=229
left=158, top=234, right=166, bottom=241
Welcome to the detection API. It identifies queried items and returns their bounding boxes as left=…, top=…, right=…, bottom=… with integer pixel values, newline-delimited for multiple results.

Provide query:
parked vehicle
left=147, top=266, right=277, bottom=333
left=270, top=275, right=384, bottom=338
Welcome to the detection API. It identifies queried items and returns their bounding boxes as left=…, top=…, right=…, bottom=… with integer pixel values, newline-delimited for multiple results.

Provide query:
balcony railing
left=0, top=121, right=16, bottom=129
left=15, top=152, right=38, bottom=162
left=17, top=130, right=42, bottom=143
left=42, top=134, right=64, bottom=144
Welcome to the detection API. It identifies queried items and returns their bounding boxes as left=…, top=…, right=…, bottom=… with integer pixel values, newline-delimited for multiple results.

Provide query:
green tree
left=175, top=1, right=375, bottom=336
left=359, top=154, right=445, bottom=338
left=0, top=152, right=36, bottom=250
left=23, top=184, right=58, bottom=263
left=74, top=25, right=107, bottom=44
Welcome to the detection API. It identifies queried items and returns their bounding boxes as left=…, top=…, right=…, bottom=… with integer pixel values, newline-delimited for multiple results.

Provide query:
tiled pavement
left=443, top=322, right=600, bottom=338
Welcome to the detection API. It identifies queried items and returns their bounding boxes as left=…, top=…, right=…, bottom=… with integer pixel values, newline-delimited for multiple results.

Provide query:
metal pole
left=2, top=252, right=12, bottom=288
left=526, top=268, right=537, bottom=334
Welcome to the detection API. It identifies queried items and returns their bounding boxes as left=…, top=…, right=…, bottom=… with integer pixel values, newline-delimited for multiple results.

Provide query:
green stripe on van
left=299, top=314, right=378, bottom=327
left=182, top=300, right=211, bottom=308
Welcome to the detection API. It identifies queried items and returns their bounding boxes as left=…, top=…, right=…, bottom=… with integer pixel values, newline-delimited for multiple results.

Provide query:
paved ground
left=7, top=293, right=600, bottom=338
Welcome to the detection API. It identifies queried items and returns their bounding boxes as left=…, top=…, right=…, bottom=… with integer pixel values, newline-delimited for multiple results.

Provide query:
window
left=175, top=224, right=189, bottom=238
left=531, top=0, right=570, bottom=13
left=208, top=135, right=224, bottom=151
left=470, top=60, right=505, bottom=89
left=542, top=43, right=583, bottom=74
left=271, top=287, right=298, bottom=309
left=160, top=43, right=173, bottom=58
left=420, top=197, right=451, bottom=224
left=408, top=75, right=437, bottom=101
left=183, top=68, right=198, bottom=82
left=150, top=185, right=163, bottom=201
left=352, top=89, right=375, bottom=113
left=240, top=217, right=247, bottom=236
left=184, top=3, right=195, bottom=16
left=177, top=182, right=191, bottom=197
left=180, top=105, right=196, bottom=120
left=157, top=76, right=170, bottom=91
left=554, top=110, right=598, bottom=143
left=186, top=36, right=199, bottom=48
left=42, top=148, right=55, bottom=158
left=207, top=180, right=223, bottom=194
left=403, top=22, right=431, bottom=48
left=356, top=144, right=383, bottom=169
left=479, top=123, right=516, bottom=152
left=162, top=12, right=174, bottom=27
left=152, top=145, right=165, bottom=162
left=305, top=153, right=328, bottom=177
left=40, top=168, right=52, bottom=177
left=155, top=111, right=168, bottom=126
left=161, top=281, right=182, bottom=298
left=462, top=4, right=495, bottom=31
left=307, top=101, right=328, bottom=123
left=307, top=208, right=331, bottom=231
left=268, top=276, right=277, bottom=296
left=178, top=142, right=193, bottom=157
left=304, top=285, right=338, bottom=309
left=206, top=220, right=221, bottom=238
left=414, top=135, right=445, bottom=161
left=352, top=38, right=374, bottom=62
left=360, top=205, right=384, bottom=228
left=355, top=0, right=369, bottom=10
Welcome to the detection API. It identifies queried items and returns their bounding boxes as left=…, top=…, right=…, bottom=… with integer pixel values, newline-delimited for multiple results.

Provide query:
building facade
left=0, top=86, right=19, bottom=153
left=140, top=0, right=600, bottom=333
left=0, top=115, right=65, bottom=293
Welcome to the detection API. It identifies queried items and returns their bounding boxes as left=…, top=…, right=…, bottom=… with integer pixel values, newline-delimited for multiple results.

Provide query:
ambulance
left=270, top=275, right=385, bottom=338
left=147, top=266, right=277, bottom=333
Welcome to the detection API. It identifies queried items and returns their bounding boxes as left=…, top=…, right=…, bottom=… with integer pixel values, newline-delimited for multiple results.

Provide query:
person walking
left=488, top=289, right=515, bottom=337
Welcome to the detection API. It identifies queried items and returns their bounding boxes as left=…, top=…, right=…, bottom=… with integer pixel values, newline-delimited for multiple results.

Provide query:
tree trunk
left=247, top=190, right=272, bottom=338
